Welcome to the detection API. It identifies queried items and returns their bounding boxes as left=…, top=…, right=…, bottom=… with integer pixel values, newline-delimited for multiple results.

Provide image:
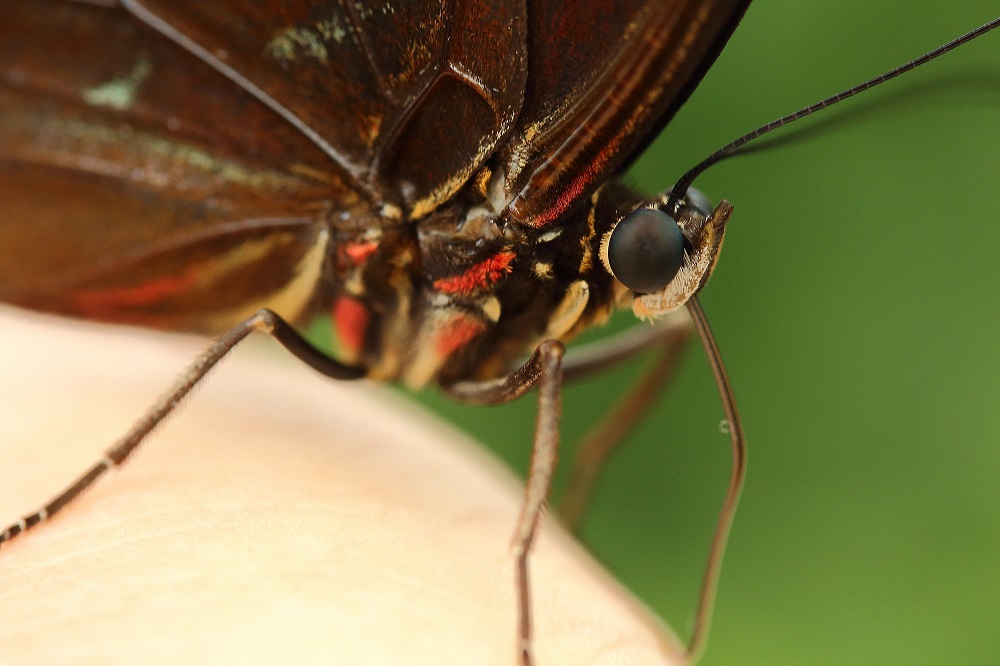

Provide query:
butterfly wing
left=0, top=1, right=356, bottom=331
left=503, top=0, right=751, bottom=227
left=120, top=0, right=528, bottom=218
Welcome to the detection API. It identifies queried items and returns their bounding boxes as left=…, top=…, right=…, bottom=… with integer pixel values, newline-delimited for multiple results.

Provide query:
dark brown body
left=0, top=0, right=749, bottom=386
left=0, top=4, right=758, bottom=664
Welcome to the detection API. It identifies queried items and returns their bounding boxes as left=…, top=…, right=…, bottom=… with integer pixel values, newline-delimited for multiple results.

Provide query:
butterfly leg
left=558, top=310, right=692, bottom=530
left=444, top=339, right=565, bottom=666
left=445, top=300, right=741, bottom=664
left=562, top=301, right=743, bottom=663
left=567, top=300, right=746, bottom=663
left=0, top=308, right=364, bottom=547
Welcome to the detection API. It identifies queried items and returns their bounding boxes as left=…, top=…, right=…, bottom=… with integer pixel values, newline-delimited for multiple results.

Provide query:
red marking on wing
left=434, top=313, right=486, bottom=359
left=433, top=251, right=516, bottom=295
left=332, top=296, right=369, bottom=358
left=527, top=139, right=620, bottom=228
left=342, top=241, right=379, bottom=266
left=68, top=267, right=201, bottom=313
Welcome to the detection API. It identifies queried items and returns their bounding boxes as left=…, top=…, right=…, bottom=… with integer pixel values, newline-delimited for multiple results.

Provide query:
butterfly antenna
left=668, top=16, right=1000, bottom=212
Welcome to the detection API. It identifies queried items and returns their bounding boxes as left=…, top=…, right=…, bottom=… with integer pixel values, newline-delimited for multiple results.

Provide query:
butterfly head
left=597, top=187, right=731, bottom=320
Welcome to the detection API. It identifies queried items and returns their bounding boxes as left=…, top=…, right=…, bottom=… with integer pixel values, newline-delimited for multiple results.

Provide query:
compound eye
left=607, top=208, right=685, bottom=294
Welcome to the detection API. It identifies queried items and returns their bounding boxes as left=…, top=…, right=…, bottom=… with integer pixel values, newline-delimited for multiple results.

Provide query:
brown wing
left=121, top=0, right=528, bottom=218
left=502, top=0, right=752, bottom=227
left=0, top=1, right=356, bottom=332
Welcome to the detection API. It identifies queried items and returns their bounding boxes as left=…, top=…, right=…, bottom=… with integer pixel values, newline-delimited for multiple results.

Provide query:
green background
left=414, top=2, right=1000, bottom=664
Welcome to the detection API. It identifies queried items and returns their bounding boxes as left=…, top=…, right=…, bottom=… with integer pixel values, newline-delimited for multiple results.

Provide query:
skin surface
left=0, top=307, right=684, bottom=666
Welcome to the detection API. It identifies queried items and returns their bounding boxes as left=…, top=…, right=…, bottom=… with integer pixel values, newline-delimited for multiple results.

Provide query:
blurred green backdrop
left=412, top=2, right=1000, bottom=664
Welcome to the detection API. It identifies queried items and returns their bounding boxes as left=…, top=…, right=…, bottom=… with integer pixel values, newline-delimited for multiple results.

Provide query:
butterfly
left=1, top=1, right=1000, bottom=664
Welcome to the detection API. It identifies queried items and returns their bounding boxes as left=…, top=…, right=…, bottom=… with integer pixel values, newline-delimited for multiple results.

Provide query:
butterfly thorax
left=324, top=172, right=729, bottom=389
